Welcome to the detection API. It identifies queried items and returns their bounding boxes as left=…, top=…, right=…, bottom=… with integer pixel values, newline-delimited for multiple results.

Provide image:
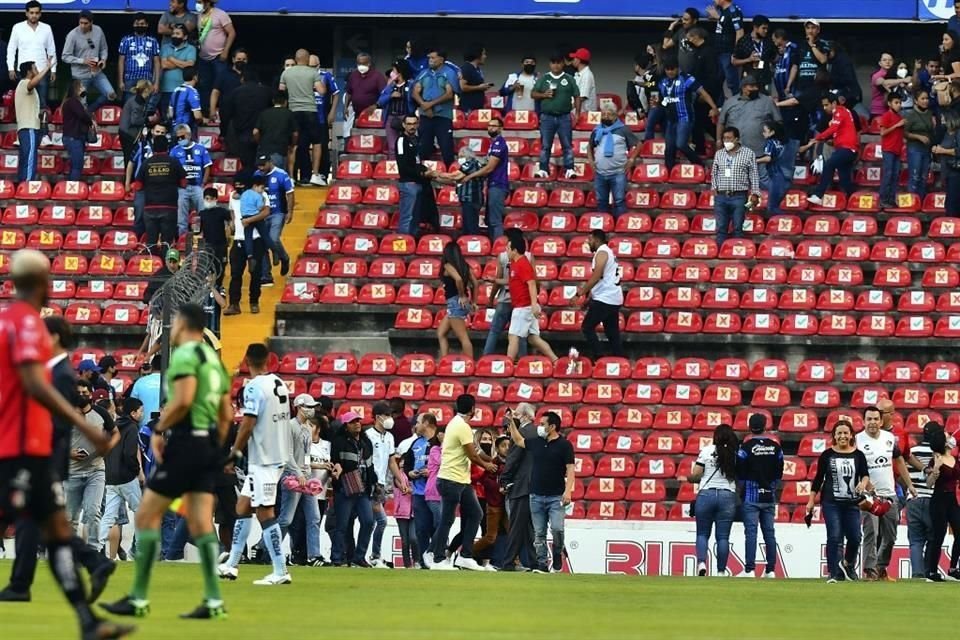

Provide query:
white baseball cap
left=293, top=393, right=318, bottom=408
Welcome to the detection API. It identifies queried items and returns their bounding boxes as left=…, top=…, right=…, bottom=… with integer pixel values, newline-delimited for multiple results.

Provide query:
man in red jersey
left=799, top=91, right=860, bottom=204
left=504, top=228, right=557, bottom=363
left=0, top=249, right=134, bottom=640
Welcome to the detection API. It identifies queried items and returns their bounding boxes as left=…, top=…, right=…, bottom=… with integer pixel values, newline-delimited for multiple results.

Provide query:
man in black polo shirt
left=791, top=19, right=831, bottom=119
left=707, top=0, right=745, bottom=98
left=221, top=69, right=273, bottom=171
left=508, top=410, right=574, bottom=573
left=732, top=15, right=776, bottom=90
left=136, top=134, right=186, bottom=245
left=253, top=91, right=299, bottom=173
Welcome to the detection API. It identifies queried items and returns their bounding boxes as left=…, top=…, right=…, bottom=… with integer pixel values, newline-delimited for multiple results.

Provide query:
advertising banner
left=920, top=0, right=956, bottom=21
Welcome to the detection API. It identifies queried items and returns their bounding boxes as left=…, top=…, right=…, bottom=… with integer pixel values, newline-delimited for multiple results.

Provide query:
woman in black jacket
left=119, top=79, right=153, bottom=165
left=62, top=80, right=94, bottom=180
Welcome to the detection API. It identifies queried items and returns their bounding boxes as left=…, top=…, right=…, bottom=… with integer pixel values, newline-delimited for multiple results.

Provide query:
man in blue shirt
left=117, top=13, right=160, bottom=107
left=253, top=154, right=295, bottom=285
left=170, top=66, right=202, bottom=137
left=310, top=55, right=340, bottom=182
left=129, top=355, right=162, bottom=430
left=126, top=122, right=168, bottom=237
left=170, top=124, right=211, bottom=235
left=158, top=25, right=195, bottom=118
left=657, top=57, right=719, bottom=173
left=413, top=48, right=456, bottom=166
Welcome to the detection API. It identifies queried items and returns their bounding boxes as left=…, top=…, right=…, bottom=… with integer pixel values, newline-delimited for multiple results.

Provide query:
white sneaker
left=533, top=169, right=549, bottom=179
left=717, top=569, right=732, bottom=577
left=430, top=559, right=457, bottom=571
left=482, top=563, right=498, bottom=572
left=762, top=571, right=776, bottom=579
left=697, top=562, right=707, bottom=577
left=253, top=572, right=292, bottom=585
left=217, top=552, right=229, bottom=564
left=454, top=556, right=484, bottom=571
left=370, top=557, right=390, bottom=569
left=309, top=174, right=328, bottom=187
left=564, top=169, right=577, bottom=180
left=40, top=134, right=53, bottom=147
left=217, top=563, right=238, bottom=580
left=736, top=571, right=755, bottom=578
left=807, top=194, right=823, bottom=205
left=422, top=551, right=435, bottom=566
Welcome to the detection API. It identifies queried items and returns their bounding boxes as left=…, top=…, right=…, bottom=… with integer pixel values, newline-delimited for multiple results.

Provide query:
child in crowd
left=202, top=272, right=226, bottom=338
left=757, top=120, right=788, bottom=216
left=238, top=175, right=274, bottom=268
left=878, top=92, right=905, bottom=209
left=198, top=186, right=232, bottom=286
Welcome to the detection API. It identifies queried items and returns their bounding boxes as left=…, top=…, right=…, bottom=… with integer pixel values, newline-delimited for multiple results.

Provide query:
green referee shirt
left=534, top=72, right=579, bottom=115
left=166, top=340, right=229, bottom=433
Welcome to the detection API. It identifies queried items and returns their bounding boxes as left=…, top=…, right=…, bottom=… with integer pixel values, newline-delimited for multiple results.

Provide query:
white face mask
left=723, top=141, right=736, bottom=151
left=357, top=64, right=370, bottom=74
left=382, top=417, right=394, bottom=430
left=949, top=435, right=957, bottom=450
left=896, top=67, right=908, bottom=79
left=301, top=407, right=315, bottom=420
left=203, top=199, right=217, bottom=209
left=537, top=426, right=548, bottom=438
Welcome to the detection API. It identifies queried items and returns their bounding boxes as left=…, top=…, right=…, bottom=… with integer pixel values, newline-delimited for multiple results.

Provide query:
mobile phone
left=803, top=511, right=813, bottom=528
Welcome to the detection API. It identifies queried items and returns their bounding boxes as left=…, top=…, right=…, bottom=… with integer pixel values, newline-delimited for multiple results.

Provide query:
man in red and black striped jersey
left=0, top=249, right=134, bottom=640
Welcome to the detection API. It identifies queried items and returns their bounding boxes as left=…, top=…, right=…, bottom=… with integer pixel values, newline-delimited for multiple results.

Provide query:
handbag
left=688, top=466, right=719, bottom=518
left=86, top=126, right=98, bottom=144
left=340, top=468, right=365, bottom=496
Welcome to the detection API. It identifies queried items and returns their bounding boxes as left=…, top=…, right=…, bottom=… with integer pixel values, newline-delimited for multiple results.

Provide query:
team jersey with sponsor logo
left=242, top=373, right=291, bottom=466
left=855, top=430, right=900, bottom=498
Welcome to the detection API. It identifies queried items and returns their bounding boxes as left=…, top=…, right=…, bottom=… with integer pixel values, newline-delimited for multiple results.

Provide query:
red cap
left=569, top=48, right=591, bottom=63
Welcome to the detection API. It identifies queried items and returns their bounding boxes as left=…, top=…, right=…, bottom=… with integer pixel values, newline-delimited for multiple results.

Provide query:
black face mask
left=523, top=64, right=536, bottom=74
left=745, top=90, right=759, bottom=100
left=234, top=61, right=247, bottom=70
left=487, top=129, right=499, bottom=138
left=601, top=119, right=615, bottom=126
left=135, top=94, right=146, bottom=104
left=170, top=37, right=183, bottom=46
left=480, top=443, right=493, bottom=455
left=133, top=25, right=147, bottom=35
left=75, top=394, right=90, bottom=408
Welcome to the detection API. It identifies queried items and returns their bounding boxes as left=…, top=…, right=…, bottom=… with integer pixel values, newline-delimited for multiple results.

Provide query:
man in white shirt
left=576, top=230, right=624, bottom=358
left=7, top=1, right=57, bottom=110
left=570, top=47, right=597, bottom=113
left=224, top=175, right=265, bottom=316
left=855, top=406, right=916, bottom=582
left=499, top=56, right=538, bottom=112
left=365, top=402, right=406, bottom=567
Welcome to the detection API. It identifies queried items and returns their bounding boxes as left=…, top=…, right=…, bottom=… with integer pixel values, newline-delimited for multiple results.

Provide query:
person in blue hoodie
left=378, top=58, right=416, bottom=158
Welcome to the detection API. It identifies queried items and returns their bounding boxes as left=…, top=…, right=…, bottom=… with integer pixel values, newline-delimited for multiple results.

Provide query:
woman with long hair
left=938, top=31, right=960, bottom=81
left=806, top=420, right=871, bottom=583
left=934, top=111, right=960, bottom=216
left=437, top=242, right=478, bottom=358
left=378, top=58, right=415, bottom=158
left=924, top=426, right=960, bottom=581
left=62, top=79, right=94, bottom=181
left=688, top=423, right=739, bottom=576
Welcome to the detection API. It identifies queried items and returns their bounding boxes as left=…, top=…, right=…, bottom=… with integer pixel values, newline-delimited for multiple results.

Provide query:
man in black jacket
left=736, top=413, right=784, bottom=578
left=499, top=402, right=537, bottom=571
left=0, top=317, right=116, bottom=603
left=396, top=114, right=437, bottom=235
left=221, top=70, right=273, bottom=171
left=97, top=398, right=145, bottom=557
left=687, top=26, right=723, bottom=153
left=136, top=134, right=187, bottom=245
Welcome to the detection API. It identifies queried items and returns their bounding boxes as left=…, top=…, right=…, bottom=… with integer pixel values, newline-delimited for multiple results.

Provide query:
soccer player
left=218, top=343, right=293, bottom=585
left=0, top=249, right=134, bottom=640
left=102, top=302, right=232, bottom=619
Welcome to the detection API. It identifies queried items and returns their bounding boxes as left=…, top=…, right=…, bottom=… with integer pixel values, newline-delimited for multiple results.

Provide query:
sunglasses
left=87, top=39, right=95, bottom=49
left=177, top=135, right=187, bottom=140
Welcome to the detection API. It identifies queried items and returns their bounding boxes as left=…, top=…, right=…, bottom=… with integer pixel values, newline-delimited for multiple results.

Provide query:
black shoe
left=88, top=561, right=116, bottom=603
left=179, top=601, right=228, bottom=620
left=947, top=568, right=960, bottom=581
left=839, top=562, right=858, bottom=582
left=100, top=596, right=149, bottom=617
left=306, top=557, right=327, bottom=567
left=280, top=257, right=290, bottom=276
left=927, top=572, right=947, bottom=583
left=116, top=547, right=127, bottom=562
left=0, top=587, right=30, bottom=602
left=82, top=619, right=136, bottom=640
left=352, top=559, right=372, bottom=568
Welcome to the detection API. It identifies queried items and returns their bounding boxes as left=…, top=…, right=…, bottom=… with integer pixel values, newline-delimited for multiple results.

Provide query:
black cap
left=256, top=154, right=270, bottom=165
left=316, top=396, right=334, bottom=412
left=742, top=74, right=760, bottom=87
left=748, top=413, right=767, bottom=434
left=372, top=401, right=391, bottom=417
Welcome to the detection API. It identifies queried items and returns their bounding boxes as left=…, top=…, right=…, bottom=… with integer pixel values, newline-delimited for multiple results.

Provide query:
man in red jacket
left=799, top=91, right=859, bottom=204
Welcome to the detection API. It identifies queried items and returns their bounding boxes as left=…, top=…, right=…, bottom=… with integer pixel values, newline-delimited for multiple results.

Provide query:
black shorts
left=0, top=456, right=64, bottom=525
left=294, top=111, right=322, bottom=144
left=147, top=434, right=221, bottom=498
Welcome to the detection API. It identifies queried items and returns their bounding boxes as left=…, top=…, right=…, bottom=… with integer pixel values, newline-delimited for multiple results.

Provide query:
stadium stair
left=220, top=187, right=327, bottom=371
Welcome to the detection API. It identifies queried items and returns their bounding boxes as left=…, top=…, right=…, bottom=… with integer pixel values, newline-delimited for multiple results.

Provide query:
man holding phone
left=458, top=44, right=494, bottom=115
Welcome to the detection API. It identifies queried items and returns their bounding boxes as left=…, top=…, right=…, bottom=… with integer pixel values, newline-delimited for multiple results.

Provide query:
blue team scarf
left=595, top=119, right=624, bottom=157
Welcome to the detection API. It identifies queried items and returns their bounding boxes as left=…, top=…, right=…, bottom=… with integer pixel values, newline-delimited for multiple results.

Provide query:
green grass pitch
left=0, top=560, right=937, bottom=639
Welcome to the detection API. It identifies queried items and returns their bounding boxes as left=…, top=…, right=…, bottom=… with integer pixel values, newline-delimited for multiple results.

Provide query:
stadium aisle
left=220, top=187, right=327, bottom=371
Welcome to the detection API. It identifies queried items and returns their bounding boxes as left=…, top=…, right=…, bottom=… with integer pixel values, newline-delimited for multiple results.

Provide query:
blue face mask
left=178, top=139, right=190, bottom=148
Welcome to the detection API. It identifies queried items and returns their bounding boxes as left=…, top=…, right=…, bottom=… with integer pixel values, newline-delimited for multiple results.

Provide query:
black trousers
left=7, top=520, right=108, bottom=593
left=926, top=491, right=960, bottom=575
left=227, top=238, right=263, bottom=305
left=144, top=208, right=177, bottom=246
left=318, top=120, right=331, bottom=177
left=582, top=300, right=624, bottom=359
left=203, top=242, right=228, bottom=287
left=501, top=495, right=535, bottom=569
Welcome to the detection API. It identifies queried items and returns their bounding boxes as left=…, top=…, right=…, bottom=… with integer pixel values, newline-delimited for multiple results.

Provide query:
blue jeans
left=487, top=186, right=507, bottom=241
left=96, top=478, right=142, bottom=552
left=198, top=57, right=228, bottom=114
left=260, top=214, right=288, bottom=281
left=81, top=73, right=116, bottom=112
left=430, top=478, right=483, bottom=560
left=594, top=171, right=627, bottom=217
left=530, top=494, right=565, bottom=570
left=880, top=151, right=900, bottom=204
left=461, top=202, right=481, bottom=236
left=371, top=498, right=389, bottom=558
left=948, top=171, right=960, bottom=216
left=719, top=53, right=740, bottom=97
left=413, top=494, right=438, bottom=567
left=398, top=181, right=423, bottom=236
left=177, top=184, right=203, bottom=236
left=907, top=497, right=932, bottom=578
left=742, top=501, right=777, bottom=573
left=822, top=499, right=862, bottom=579
left=643, top=106, right=664, bottom=141
left=331, top=486, right=374, bottom=564
left=64, top=469, right=107, bottom=548
left=714, top=193, right=747, bottom=245
left=483, top=301, right=527, bottom=356
left=538, top=113, right=574, bottom=172
left=664, top=119, right=699, bottom=170
left=907, top=146, right=931, bottom=199
left=766, top=163, right=789, bottom=215
left=160, top=512, right=179, bottom=559
left=781, top=139, right=800, bottom=181
left=277, top=480, right=322, bottom=560
left=62, top=135, right=86, bottom=181
left=813, top=147, right=856, bottom=198
left=418, top=115, right=455, bottom=165
left=17, top=128, right=40, bottom=182
left=694, top=488, right=737, bottom=571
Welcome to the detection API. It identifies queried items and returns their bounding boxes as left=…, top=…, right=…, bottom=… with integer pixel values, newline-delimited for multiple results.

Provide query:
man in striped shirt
left=906, top=422, right=938, bottom=578
left=711, top=126, right=761, bottom=245
left=657, top=57, right=719, bottom=174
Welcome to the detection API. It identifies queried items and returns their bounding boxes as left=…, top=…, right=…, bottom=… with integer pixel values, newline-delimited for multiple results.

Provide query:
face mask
left=949, top=436, right=958, bottom=450
left=897, top=67, right=908, bottom=79
left=382, top=417, right=394, bottom=430
left=357, top=64, right=370, bottom=74
left=601, top=119, right=615, bottom=126
left=75, top=394, right=90, bottom=408
left=723, top=141, right=736, bottom=151
left=135, top=94, right=146, bottom=104
left=178, top=139, right=190, bottom=148
left=301, top=407, right=315, bottom=420
left=523, top=64, right=536, bottom=74
left=480, top=442, right=493, bottom=455
left=171, top=37, right=183, bottom=46
left=537, top=426, right=548, bottom=438
left=235, top=61, right=247, bottom=70
left=487, top=129, right=499, bottom=138
left=203, top=199, right=217, bottom=208
left=133, top=25, right=147, bottom=35
left=746, top=90, right=759, bottom=100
